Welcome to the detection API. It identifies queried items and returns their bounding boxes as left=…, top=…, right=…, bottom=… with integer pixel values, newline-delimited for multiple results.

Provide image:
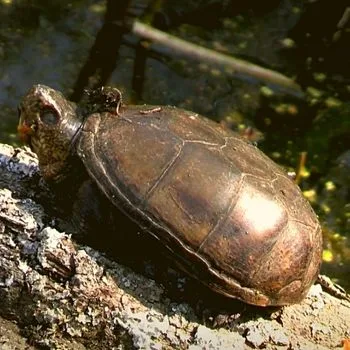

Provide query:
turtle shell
left=76, top=104, right=322, bottom=306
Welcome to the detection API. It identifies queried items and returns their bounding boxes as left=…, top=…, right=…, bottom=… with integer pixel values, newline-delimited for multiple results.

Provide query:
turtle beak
left=17, top=108, right=35, bottom=147
left=17, top=122, right=33, bottom=145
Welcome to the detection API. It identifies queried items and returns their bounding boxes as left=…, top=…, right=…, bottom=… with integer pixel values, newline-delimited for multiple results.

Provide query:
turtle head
left=18, top=84, right=82, bottom=182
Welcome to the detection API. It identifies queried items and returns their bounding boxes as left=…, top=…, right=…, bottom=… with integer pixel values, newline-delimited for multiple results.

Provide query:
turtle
left=18, top=84, right=322, bottom=306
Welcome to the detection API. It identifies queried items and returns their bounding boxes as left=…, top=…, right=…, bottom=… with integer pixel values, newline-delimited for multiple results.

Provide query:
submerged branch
left=130, top=20, right=304, bottom=98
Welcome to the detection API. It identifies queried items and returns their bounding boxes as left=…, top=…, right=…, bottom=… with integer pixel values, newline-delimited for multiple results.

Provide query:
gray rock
left=0, top=143, right=349, bottom=349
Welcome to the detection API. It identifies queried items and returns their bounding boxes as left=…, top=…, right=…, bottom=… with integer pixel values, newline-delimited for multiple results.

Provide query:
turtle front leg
left=69, top=179, right=140, bottom=256
left=71, top=179, right=110, bottom=237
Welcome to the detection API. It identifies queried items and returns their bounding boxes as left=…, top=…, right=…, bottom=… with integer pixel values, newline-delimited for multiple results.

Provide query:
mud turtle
left=18, top=85, right=322, bottom=306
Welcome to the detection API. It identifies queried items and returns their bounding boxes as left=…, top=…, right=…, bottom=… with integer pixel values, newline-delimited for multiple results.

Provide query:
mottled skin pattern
left=18, top=85, right=323, bottom=306
left=18, top=87, right=81, bottom=182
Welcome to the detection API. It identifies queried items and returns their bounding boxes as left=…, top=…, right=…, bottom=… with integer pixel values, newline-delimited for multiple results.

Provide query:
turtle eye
left=40, top=109, right=59, bottom=126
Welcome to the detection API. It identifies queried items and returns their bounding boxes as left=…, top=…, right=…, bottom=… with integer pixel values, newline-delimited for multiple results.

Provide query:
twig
left=130, top=20, right=304, bottom=98
left=295, top=151, right=307, bottom=185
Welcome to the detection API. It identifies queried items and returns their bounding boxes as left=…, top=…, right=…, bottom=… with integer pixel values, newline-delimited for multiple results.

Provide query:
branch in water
left=130, top=20, right=304, bottom=98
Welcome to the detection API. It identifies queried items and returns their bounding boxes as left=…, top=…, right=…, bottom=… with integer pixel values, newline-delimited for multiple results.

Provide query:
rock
left=0, top=143, right=349, bottom=349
